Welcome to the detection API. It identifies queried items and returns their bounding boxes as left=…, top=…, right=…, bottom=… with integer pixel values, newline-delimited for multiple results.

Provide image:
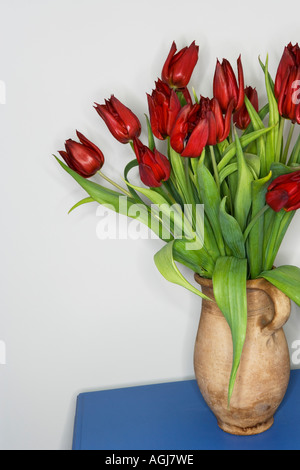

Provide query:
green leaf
left=68, top=197, right=95, bottom=214
left=54, top=156, right=172, bottom=241
left=192, top=87, right=199, bottom=104
left=168, top=145, right=189, bottom=202
left=125, top=180, right=192, bottom=239
left=244, top=96, right=266, bottom=176
left=263, top=210, right=296, bottom=271
left=218, top=126, right=275, bottom=172
left=219, top=154, right=259, bottom=182
left=145, top=114, right=155, bottom=151
left=197, top=159, right=226, bottom=256
left=290, top=133, right=300, bottom=164
left=247, top=172, right=272, bottom=278
left=213, top=256, right=248, bottom=405
left=245, top=153, right=261, bottom=178
left=154, top=240, right=212, bottom=300
left=55, top=156, right=132, bottom=207
left=173, top=238, right=215, bottom=277
left=124, top=158, right=145, bottom=204
left=260, top=266, right=300, bottom=306
left=264, top=55, right=280, bottom=170
left=219, top=198, right=245, bottom=259
left=219, top=162, right=238, bottom=185
left=259, top=56, right=275, bottom=92
left=244, top=95, right=265, bottom=131
left=233, top=128, right=254, bottom=231
left=270, top=161, right=300, bottom=180
left=242, top=103, right=270, bottom=136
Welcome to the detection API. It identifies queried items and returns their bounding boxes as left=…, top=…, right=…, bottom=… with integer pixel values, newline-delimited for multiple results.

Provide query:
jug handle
left=254, top=278, right=291, bottom=336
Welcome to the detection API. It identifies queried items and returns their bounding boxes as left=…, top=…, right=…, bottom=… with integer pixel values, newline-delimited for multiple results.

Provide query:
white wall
left=0, top=0, right=299, bottom=450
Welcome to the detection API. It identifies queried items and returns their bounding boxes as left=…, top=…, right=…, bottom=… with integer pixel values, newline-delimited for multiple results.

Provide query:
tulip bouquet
left=54, top=41, right=300, bottom=401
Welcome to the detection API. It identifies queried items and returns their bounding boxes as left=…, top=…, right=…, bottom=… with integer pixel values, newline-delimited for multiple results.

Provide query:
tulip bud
left=94, top=95, right=141, bottom=143
left=133, top=138, right=171, bottom=187
left=161, top=41, right=199, bottom=89
left=266, top=170, right=300, bottom=212
left=213, top=55, right=244, bottom=113
left=275, top=43, right=300, bottom=99
left=147, top=79, right=181, bottom=140
left=233, top=86, right=259, bottom=130
left=277, top=66, right=300, bottom=124
left=59, top=131, right=104, bottom=178
left=274, top=43, right=300, bottom=124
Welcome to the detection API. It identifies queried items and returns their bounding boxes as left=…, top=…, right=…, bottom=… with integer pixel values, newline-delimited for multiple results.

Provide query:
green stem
left=184, top=158, right=196, bottom=204
left=263, top=211, right=284, bottom=271
left=129, top=140, right=135, bottom=153
left=156, top=184, right=177, bottom=205
left=276, top=117, right=285, bottom=163
left=243, top=205, right=270, bottom=242
left=168, top=139, right=189, bottom=205
left=164, top=178, right=184, bottom=208
left=282, top=121, right=295, bottom=164
left=209, top=146, right=220, bottom=191
left=287, top=126, right=300, bottom=165
left=97, top=171, right=132, bottom=197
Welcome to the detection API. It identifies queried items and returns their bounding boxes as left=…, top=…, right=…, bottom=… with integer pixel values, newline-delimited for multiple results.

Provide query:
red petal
left=266, top=189, right=289, bottom=212
left=235, top=55, right=245, bottom=111
left=139, top=163, right=162, bottom=187
left=205, top=111, right=217, bottom=146
left=181, top=118, right=209, bottom=158
left=161, top=41, right=177, bottom=85
left=167, top=90, right=181, bottom=135
left=76, top=131, right=104, bottom=165
left=213, top=60, right=230, bottom=112
left=94, top=102, right=129, bottom=143
left=222, top=59, right=239, bottom=107
left=170, top=41, right=199, bottom=88
left=268, top=171, right=300, bottom=191
left=170, top=104, right=191, bottom=154
left=275, top=45, right=297, bottom=99
left=109, top=95, right=141, bottom=138
left=147, top=94, right=164, bottom=140
left=219, top=98, right=234, bottom=142
left=153, top=149, right=171, bottom=180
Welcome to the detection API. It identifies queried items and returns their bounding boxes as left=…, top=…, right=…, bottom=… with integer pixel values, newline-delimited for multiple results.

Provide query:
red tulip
left=233, top=86, right=259, bottom=130
left=170, top=96, right=234, bottom=158
left=94, top=95, right=141, bottom=143
left=213, top=55, right=244, bottom=113
left=147, top=79, right=181, bottom=140
left=277, top=67, right=300, bottom=123
left=133, top=138, right=171, bottom=187
left=275, top=43, right=300, bottom=99
left=266, top=170, right=300, bottom=212
left=59, top=131, right=104, bottom=178
left=161, top=41, right=199, bottom=89
left=274, top=43, right=300, bottom=124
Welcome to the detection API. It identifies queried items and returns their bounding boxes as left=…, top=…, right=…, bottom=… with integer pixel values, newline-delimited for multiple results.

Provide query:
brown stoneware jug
left=194, top=274, right=291, bottom=436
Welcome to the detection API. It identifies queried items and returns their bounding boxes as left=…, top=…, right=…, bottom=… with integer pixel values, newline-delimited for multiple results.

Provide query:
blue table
left=72, top=369, right=300, bottom=450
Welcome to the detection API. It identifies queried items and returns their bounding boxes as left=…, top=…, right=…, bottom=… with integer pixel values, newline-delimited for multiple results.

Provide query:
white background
left=0, top=0, right=300, bottom=450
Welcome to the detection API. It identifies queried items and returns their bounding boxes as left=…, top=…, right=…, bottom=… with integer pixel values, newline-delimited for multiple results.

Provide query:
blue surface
left=73, top=369, right=300, bottom=450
